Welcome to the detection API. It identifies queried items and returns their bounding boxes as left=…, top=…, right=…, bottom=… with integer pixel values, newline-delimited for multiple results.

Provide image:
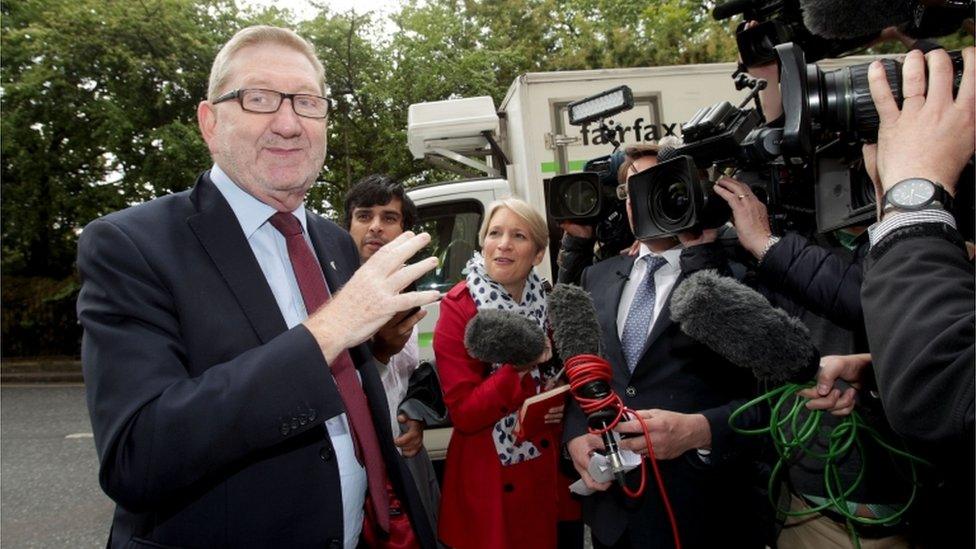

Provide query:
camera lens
left=661, top=182, right=691, bottom=223
left=649, top=178, right=694, bottom=232
left=809, top=52, right=962, bottom=141
left=560, top=178, right=600, bottom=217
left=808, top=58, right=900, bottom=139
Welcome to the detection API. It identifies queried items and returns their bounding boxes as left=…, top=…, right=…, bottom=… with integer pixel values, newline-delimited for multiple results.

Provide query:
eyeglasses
left=213, top=88, right=333, bottom=119
left=615, top=161, right=652, bottom=200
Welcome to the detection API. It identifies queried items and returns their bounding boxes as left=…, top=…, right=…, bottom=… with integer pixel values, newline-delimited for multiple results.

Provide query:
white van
left=409, top=56, right=885, bottom=458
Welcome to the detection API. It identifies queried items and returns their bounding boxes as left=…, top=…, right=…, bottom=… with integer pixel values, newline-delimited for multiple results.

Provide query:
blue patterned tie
left=621, top=255, right=668, bottom=372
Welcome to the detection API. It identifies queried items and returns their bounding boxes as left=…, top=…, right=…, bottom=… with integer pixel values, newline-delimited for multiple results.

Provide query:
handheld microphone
left=549, top=283, right=683, bottom=548
left=670, top=270, right=819, bottom=384
left=464, top=309, right=546, bottom=366
left=547, top=284, right=629, bottom=483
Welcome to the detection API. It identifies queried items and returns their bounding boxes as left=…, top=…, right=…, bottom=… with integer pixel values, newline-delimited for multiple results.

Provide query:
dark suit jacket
left=563, top=253, right=765, bottom=549
left=76, top=172, right=436, bottom=549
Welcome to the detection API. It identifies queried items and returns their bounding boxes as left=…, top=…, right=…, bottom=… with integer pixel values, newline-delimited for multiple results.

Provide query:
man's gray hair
left=207, top=25, right=326, bottom=101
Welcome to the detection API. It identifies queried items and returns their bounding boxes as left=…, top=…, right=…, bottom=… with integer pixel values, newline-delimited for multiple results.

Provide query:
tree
left=1, top=0, right=240, bottom=276
left=300, top=8, right=403, bottom=216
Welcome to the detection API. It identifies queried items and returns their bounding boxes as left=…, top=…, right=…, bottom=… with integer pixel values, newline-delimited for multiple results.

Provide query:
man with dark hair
left=344, top=174, right=425, bottom=365
left=344, top=173, right=418, bottom=251
left=343, top=173, right=441, bottom=535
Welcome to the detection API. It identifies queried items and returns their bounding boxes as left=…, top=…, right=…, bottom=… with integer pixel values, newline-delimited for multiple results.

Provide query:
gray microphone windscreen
left=670, top=270, right=819, bottom=384
left=799, top=0, right=915, bottom=39
left=464, top=309, right=546, bottom=365
left=547, top=284, right=603, bottom=361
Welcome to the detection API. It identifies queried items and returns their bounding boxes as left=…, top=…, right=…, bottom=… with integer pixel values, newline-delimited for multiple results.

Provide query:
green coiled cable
left=729, top=383, right=932, bottom=549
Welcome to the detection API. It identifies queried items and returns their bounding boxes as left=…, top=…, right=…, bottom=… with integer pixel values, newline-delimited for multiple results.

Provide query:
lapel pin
left=329, top=260, right=337, bottom=271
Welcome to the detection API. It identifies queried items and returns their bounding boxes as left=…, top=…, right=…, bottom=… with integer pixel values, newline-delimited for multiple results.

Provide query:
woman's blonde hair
left=478, top=198, right=549, bottom=253
left=207, top=25, right=326, bottom=101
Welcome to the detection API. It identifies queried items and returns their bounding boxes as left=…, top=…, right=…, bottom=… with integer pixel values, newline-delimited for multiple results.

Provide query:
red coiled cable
left=565, top=354, right=682, bottom=549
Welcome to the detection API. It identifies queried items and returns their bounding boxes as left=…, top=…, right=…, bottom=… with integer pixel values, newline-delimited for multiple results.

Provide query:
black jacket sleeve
left=861, top=225, right=975, bottom=446
left=758, top=232, right=864, bottom=330
left=679, top=240, right=733, bottom=276
left=556, top=233, right=596, bottom=285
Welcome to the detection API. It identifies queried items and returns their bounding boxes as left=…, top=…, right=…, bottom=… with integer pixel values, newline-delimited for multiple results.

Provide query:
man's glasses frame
left=213, top=88, right=333, bottom=119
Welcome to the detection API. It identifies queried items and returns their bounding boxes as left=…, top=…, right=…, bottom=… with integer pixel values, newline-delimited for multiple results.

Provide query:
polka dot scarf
left=464, top=251, right=549, bottom=466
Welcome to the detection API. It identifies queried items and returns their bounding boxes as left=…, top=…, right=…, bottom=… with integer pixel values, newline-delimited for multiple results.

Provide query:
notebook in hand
left=515, top=384, right=570, bottom=441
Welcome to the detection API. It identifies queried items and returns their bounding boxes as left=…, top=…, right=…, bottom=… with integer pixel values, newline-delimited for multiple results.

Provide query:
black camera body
left=632, top=38, right=971, bottom=240
left=714, top=0, right=880, bottom=67
left=546, top=86, right=643, bottom=257
left=777, top=43, right=970, bottom=233
left=547, top=157, right=617, bottom=222
left=628, top=156, right=733, bottom=240
left=627, top=80, right=795, bottom=240
left=547, top=154, right=633, bottom=256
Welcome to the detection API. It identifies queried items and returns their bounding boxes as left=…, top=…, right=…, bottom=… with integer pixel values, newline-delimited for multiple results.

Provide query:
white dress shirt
left=376, top=328, right=420, bottom=441
left=211, top=164, right=366, bottom=549
left=616, top=243, right=683, bottom=342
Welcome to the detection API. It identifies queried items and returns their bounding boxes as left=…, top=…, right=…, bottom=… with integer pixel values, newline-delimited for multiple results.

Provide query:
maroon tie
left=268, top=211, right=391, bottom=533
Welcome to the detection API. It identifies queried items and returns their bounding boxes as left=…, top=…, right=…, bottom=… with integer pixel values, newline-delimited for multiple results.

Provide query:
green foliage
left=301, top=9, right=406, bottom=216
left=1, top=0, right=237, bottom=276
left=1, top=275, right=82, bottom=356
left=4, top=0, right=967, bottom=356
left=0, top=0, right=772, bottom=280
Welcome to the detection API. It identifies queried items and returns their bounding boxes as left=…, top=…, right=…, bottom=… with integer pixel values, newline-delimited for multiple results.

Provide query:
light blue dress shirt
left=211, top=164, right=366, bottom=549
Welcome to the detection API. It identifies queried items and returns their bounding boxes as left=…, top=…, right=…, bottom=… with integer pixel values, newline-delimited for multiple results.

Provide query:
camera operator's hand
left=714, top=177, right=773, bottom=259
left=616, top=409, right=711, bottom=460
left=558, top=221, right=594, bottom=240
left=868, top=47, right=975, bottom=196
left=677, top=228, right=718, bottom=247
left=873, top=26, right=915, bottom=50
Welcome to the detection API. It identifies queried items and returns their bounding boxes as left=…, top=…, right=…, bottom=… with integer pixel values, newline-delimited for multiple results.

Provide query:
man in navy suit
left=77, top=25, right=439, bottom=548
left=563, top=146, right=766, bottom=549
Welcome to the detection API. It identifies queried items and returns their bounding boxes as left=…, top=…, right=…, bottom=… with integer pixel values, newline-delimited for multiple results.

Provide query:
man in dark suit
left=564, top=147, right=765, bottom=549
left=77, top=25, right=440, bottom=548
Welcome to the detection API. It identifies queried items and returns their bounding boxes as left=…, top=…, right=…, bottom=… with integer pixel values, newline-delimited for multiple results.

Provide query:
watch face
left=891, top=179, right=935, bottom=207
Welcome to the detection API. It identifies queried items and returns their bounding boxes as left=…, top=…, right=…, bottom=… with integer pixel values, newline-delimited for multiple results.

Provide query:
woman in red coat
left=434, top=198, right=566, bottom=549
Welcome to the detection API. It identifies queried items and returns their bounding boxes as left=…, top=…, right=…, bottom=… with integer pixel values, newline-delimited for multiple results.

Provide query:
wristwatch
left=757, top=235, right=781, bottom=263
left=882, top=178, right=952, bottom=214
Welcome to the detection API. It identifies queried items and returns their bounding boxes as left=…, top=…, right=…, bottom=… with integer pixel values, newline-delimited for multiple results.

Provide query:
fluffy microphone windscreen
left=670, top=270, right=819, bottom=384
left=547, top=283, right=603, bottom=361
left=463, top=309, right=546, bottom=365
left=799, top=0, right=915, bottom=39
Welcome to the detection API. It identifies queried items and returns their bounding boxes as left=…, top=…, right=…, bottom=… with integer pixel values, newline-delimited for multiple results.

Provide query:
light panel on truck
left=567, top=86, right=634, bottom=126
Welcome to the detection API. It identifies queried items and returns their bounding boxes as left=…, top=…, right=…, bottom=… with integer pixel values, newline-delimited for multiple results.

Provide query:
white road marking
left=65, top=433, right=94, bottom=439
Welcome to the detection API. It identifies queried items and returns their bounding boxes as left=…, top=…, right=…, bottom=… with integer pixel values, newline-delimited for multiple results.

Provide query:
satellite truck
left=406, top=56, right=881, bottom=459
